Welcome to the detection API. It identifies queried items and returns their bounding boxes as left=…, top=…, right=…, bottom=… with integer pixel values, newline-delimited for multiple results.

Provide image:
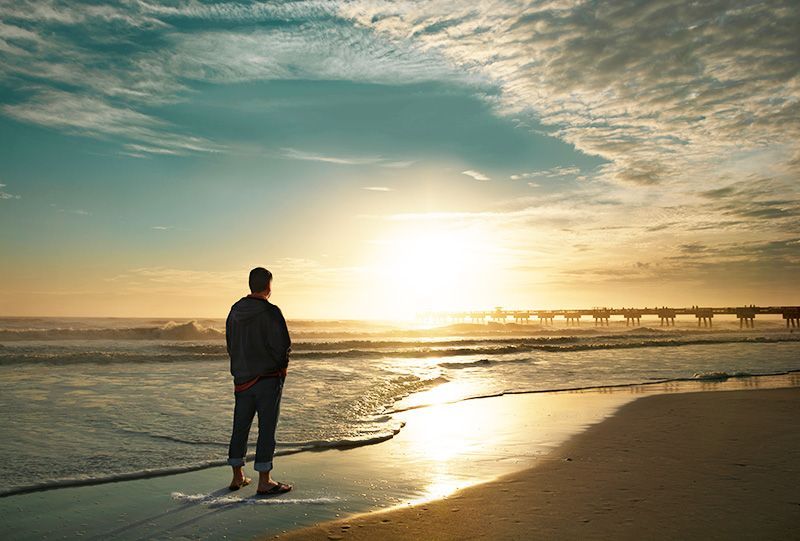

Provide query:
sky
left=0, top=0, right=798, bottom=320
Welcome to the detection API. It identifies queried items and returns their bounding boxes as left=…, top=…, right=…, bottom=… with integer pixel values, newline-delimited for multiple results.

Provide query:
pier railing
left=419, top=306, right=800, bottom=328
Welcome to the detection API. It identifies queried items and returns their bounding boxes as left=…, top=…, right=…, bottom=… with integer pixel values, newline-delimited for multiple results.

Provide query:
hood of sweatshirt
left=229, top=296, right=270, bottom=323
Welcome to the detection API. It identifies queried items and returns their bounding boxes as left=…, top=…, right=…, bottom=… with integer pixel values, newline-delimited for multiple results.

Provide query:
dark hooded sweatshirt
left=226, top=296, right=291, bottom=386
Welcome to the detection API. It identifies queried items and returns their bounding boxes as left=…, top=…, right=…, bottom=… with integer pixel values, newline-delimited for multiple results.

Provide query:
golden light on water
left=389, top=391, right=638, bottom=505
left=404, top=402, right=478, bottom=463
left=395, top=388, right=509, bottom=503
left=398, top=401, right=480, bottom=503
left=398, top=379, right=483, bottom=410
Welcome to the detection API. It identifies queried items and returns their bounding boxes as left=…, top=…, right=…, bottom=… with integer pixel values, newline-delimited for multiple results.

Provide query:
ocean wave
left=438, top=358, right=531, bottom=369
left=0, top=321, right=223, bottom=341
left=171, top=492, right=338, bottom=506
left=114, top=428, right=229, bottom=447
left=293, top=336, right=800, bottom=360
left=0, top=321, right=722, bottom=343
left=689, top=371, right=752, bottom=381
left=0, top=351, right=227, bottom=366
left=0, top=459, right=234, bottom=498
left=2, top=335, right=798, bottom=365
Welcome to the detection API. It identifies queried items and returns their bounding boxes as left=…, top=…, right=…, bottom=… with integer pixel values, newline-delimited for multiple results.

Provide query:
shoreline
left=2, top=368, right=799, bottom=499
left=1, top=374, right=798, bottom=539
left=277, top=386, right=800, bottom=540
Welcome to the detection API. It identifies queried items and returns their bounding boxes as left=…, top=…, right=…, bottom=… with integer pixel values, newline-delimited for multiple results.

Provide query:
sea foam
left=171, top=491, right=339, bottom=506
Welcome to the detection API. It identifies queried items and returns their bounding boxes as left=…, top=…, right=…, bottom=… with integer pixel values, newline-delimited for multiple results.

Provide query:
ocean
left=1, top=316, right=799, bottom=497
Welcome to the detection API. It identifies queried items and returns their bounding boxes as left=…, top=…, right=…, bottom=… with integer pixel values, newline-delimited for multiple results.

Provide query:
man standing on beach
left=225, top=267, right=292, bottom=495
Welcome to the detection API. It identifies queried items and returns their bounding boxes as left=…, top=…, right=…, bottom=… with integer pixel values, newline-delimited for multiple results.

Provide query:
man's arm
left=225, top=312, right=233, bottom=356
left=266, top=306, right=291, bottom=369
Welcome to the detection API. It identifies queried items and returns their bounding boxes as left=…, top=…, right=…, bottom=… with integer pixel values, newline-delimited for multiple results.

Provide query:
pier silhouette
left=422, top=306, right=800, bottom=328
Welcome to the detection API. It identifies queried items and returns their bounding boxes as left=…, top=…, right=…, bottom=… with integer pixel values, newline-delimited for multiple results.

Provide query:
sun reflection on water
left=395, top=384, right=511, bottom=503
left=397, top=379, right=483, bottom=411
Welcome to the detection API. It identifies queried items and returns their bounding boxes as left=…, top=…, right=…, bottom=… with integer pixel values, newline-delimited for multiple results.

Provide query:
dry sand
left=275, top=388, right=800, bottom=540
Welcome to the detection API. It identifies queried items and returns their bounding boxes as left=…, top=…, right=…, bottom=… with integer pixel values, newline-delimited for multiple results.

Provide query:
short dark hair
left=249, top=267, right=273, bottom=293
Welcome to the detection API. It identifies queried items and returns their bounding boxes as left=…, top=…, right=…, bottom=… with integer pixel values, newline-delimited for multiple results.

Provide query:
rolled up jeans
left=227, top=376, right=285, bottom=472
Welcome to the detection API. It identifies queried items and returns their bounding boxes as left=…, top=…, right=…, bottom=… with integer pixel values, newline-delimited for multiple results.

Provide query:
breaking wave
left=0, top=321, right=223, bottom=341
left=438, top=358, right=531, bottom=369
left=2, top=334, right=798, bottom=366
left=0, top=351, right=227, bottom=366
left=170, top=492, right=338, bottom=506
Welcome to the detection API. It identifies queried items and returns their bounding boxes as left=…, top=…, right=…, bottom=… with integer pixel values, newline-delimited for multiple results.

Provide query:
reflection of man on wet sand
left=225, top=267, right=292, bottom=495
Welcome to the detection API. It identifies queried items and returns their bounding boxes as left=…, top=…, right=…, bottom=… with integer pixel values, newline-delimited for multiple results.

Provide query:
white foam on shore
left=171, top=491, right=339, bottom=506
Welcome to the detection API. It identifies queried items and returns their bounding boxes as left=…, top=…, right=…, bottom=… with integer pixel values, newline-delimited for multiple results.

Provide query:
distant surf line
left=2, top=335, right=798, bottom=365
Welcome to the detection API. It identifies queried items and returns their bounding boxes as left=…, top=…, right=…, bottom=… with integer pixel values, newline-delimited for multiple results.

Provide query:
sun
left=366, top=223, right=493, bottom=319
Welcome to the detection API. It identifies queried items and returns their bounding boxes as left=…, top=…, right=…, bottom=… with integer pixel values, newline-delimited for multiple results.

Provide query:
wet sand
left=277, top=387, right=800, bottom=540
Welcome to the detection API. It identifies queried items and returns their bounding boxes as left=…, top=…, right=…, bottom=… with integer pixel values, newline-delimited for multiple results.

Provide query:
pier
left=422, top=306, right=800, bottom=328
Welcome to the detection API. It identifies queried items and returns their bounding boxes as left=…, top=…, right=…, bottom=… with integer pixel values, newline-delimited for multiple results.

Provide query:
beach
left=1, top=318, right=800, bottom=540
left=1, top=374, right=798, bottom=539
left=278, top=386, right=800, bottom=541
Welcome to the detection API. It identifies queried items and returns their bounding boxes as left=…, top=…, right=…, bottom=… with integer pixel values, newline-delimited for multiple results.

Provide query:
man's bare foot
left=229, top=466, right=252, bottom=491
left=256, top=471, right=274, bottom=492
left=256, top=471, right=292, bottom=495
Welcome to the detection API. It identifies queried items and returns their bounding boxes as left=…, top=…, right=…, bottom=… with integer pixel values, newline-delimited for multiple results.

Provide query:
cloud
left=0, top=1, right=466, bottom=154
left=556, top=237, right=800, bottom=290
left=0, top=183, right=20, bottom=200
left=2, top=89, right=223, bottom=155
left=363, top=186, right=393, bottom=192
left=510, top=166, right=581, bottom=181
left=381, top=161, right=414, bottom=168
left=2, top=0, right=797, bottom=186
left=160, top=25, right=461, bottom=86
left=461, top=169, right=490, bottom=181
left=151, top=226, right=173, bottom=230
left=48, top=202, right=89, bottom=215
left=281, top=148, right=411, bottom=168
left=341, top=0, right=800, bottom=188
left=281, top=148, right=383, bottom=165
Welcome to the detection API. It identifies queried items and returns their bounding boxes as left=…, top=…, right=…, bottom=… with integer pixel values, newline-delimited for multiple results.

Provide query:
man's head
left=248, top=267, right=273, bottom=295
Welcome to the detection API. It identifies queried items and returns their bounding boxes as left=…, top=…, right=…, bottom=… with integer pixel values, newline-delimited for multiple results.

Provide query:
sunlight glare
left=368, top=224, right=493, bottom=318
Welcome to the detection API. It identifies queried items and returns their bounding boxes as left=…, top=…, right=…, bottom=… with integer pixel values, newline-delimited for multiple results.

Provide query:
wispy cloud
left=461, top=169, right=490, bottom=181
left=0, top=1, right=465, bottom=155
left=510, top=167, right=581, bottom=181
left=281, top=148, right=383, bottom=166
left=363, top=186, right=393, bottom=192
left=2, top=89, right=223, bottom=155
left=282, top=148, right=411, bottom=168
left=342, top=0, right=800, bottom=188
left=49, top=202, right=89, bottom=215
left=0, top=183, right=20, bottom=200
left=151, top=226, right=173, bottom=230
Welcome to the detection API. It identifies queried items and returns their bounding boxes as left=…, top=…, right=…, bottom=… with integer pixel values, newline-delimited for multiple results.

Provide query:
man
left=225, top=267, right=292, bottom=495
